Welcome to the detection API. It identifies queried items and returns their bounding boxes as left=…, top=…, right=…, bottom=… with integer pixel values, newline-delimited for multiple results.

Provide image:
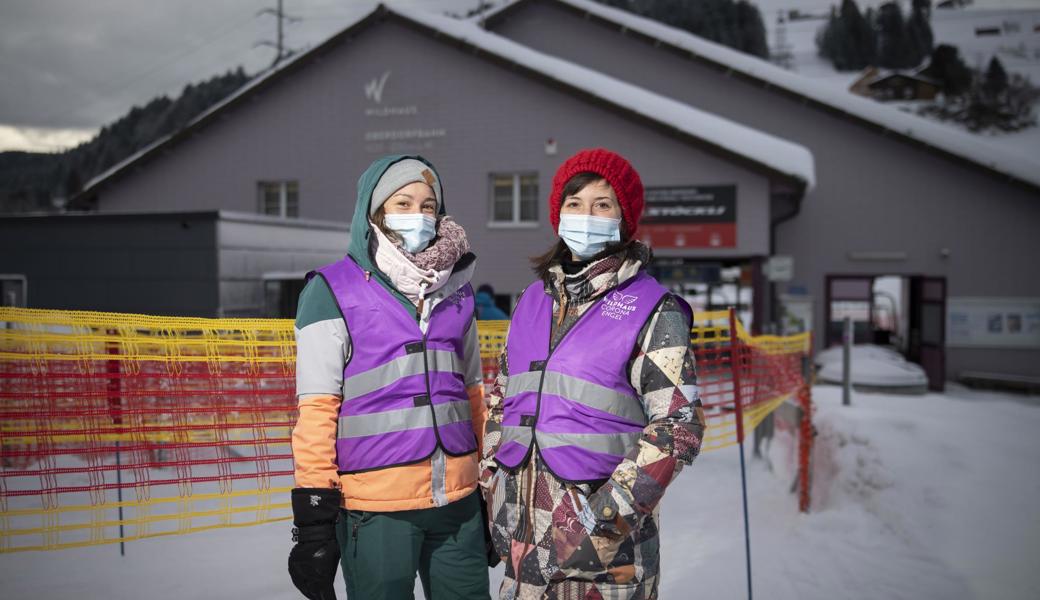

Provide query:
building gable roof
left=79, top=2, right=815, bottom=201
left=481, top=0, right=1040, bottom=192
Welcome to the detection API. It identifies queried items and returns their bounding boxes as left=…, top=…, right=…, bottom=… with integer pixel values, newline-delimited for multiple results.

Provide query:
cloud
left=0, top=125, right=98, bottom=153
left=0, top=0, right=481, bottom=150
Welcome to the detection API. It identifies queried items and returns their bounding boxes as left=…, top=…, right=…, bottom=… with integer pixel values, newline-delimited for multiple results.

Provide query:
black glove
left=288, top=488, right=341, bottom=600
left=478, top=493, right=501, bottom=567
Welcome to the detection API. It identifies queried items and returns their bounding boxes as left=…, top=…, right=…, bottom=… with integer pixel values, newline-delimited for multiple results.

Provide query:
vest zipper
left=526, top=286, right=627, bottom=470
left=528, top=290, right=588, bottom=464
left=418, top=304, right=447, bottom=453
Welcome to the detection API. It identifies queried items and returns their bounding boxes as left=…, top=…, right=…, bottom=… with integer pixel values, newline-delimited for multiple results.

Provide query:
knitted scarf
left=544, top=241, right=651, bottom=349
left=408, top=216, right=470, bottom=272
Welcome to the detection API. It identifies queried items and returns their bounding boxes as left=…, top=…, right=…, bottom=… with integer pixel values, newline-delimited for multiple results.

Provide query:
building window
left=257, top=181, right=299, bottom=218
left=489, top=173, right=538, bottom=225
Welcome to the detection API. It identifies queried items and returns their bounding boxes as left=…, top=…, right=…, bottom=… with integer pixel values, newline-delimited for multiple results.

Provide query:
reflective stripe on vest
left=495, top=272, right=673, bottom=483
left=312, top=257, right=478, bottom=473
left=340, top=349, right=461, bottom=401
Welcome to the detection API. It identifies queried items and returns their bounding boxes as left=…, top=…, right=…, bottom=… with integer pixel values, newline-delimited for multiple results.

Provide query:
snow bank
left=815, top=344, right=906, bottom=366
left=814, top=344, right=928, bottom=390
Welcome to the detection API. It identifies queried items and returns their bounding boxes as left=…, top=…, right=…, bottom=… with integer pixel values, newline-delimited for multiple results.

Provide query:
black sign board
left=642, top=185, right=737, bottom=224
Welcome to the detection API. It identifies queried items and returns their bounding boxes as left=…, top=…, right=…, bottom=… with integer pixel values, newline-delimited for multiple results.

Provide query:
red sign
left=640, top=223, right=736, bottom=248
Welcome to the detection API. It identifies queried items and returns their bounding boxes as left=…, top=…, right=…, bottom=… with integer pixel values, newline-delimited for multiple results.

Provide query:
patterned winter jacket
left=481, top=242, right=706, bottom=599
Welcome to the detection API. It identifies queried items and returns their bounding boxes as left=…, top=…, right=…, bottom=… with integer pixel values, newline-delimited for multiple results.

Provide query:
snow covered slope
left=761, top=1, right=1040, bottom=156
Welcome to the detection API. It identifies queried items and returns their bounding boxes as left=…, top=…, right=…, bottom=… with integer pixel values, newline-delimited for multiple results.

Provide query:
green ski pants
left=335, top=490, right=490, bottom=600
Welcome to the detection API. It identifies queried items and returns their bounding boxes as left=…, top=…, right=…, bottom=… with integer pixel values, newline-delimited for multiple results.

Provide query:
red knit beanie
left=549, top=148, right=644, bottom=238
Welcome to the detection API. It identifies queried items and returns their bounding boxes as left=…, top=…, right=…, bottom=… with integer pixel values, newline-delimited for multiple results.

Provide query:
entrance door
left=908, top=276, right=946, bottom=391
left=825, top=275, right=874, bottom=347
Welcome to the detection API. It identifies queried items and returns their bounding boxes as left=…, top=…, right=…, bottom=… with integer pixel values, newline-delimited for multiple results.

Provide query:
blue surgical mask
left=558, top=214, right=622, bottom=259
left=384, top=213, right=437, bottom=254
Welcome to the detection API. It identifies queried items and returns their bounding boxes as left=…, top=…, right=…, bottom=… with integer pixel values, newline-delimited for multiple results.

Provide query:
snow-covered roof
left=392, top=2, right=815, bottom=187
left=485, top=0, right=1040, bottom=190
left=81, top=1, right=814, bottom=198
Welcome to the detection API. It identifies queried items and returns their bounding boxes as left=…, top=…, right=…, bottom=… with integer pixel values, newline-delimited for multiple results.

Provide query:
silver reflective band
left=338, top=399, right=471, bottom=439
left=499, top=425, right=533, bottom=446
left=503, top=371, right=541, bottom=398
left=342, top=349, right=461, bottom=401
left=503, top=370, right=645, bottom=425
left=536, top=431, right=642, bottom=456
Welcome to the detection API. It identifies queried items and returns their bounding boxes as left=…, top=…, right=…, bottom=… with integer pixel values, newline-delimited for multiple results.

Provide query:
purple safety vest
left=310, top=257, right=477, bottom=474
left=495, top=271, right=684, bottom=483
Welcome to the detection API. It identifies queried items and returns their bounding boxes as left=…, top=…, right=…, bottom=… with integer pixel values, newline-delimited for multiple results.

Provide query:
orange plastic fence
left=1, top=307, right=811, bottom=552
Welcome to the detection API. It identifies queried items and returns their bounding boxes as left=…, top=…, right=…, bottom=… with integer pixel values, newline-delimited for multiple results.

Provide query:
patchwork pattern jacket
left=482, top=244, right=706, bottom=600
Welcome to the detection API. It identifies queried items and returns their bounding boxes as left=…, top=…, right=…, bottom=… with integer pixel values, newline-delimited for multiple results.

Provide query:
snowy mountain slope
left=760, top=2, right=1040, bottom=154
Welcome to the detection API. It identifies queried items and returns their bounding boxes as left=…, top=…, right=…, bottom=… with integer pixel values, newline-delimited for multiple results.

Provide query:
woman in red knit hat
left=479, top=148, right=707, bottom=599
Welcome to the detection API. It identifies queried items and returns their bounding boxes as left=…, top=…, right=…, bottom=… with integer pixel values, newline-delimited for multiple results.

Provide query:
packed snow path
left=2, top=385, right=1038, bottom=599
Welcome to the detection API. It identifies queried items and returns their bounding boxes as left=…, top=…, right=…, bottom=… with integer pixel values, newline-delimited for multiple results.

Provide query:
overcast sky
left=1, top=0, right=1036, bottom=152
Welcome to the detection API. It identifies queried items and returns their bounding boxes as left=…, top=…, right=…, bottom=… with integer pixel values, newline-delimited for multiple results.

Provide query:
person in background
left=474, top=284, right=508, bottom=320
left=287, top=155, right=490, bottom=600
left=481, top=148, right=706, bottom=599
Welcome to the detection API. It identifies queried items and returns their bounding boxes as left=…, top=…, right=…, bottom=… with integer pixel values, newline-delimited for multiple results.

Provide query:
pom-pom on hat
left=549, top=148, right=644, bottom=238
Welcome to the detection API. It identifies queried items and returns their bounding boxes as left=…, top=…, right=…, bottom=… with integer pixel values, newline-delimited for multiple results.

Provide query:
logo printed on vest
left=447, top=289, right=466, bottom=307
left=601, top=291, right=639, bottom=320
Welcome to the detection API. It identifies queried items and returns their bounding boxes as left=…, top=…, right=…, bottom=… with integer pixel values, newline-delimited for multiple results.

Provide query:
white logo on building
left=364, top=71, right=391, bottom=104
left=601, top=292, right=639, bottom=321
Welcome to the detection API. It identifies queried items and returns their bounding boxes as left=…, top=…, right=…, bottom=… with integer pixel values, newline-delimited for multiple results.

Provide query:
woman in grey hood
left=288, top=155, right=491, bottom=600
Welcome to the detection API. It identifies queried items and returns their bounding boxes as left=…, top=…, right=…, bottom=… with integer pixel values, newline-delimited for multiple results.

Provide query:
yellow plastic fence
left=0, top=307, right=810, bottom=552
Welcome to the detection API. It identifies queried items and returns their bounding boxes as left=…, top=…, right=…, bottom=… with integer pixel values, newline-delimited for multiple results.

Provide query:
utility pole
left=771, top=10, right=794, bottom=70
left=257, top=0, right=300, bottom=69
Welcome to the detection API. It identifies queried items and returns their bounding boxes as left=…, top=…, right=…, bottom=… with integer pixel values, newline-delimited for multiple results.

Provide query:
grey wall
left=0, top=213, right=219, bottom=316
left=95, top=14, right=771, bottom=297
left=217, top=213, right=348, bottom=316
left=490, top=0, right=1040, bottom=377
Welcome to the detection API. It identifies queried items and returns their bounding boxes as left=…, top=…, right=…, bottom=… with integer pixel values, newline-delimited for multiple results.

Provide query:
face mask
left=558, top=214, right=621, bottom=260
left=384, top=213, right=437, bottom=254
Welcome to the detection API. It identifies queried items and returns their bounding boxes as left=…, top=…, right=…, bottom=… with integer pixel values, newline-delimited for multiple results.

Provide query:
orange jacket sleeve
left=291, top=393, right=342, bottom=489
left=467, top=383, right=488, bottom=458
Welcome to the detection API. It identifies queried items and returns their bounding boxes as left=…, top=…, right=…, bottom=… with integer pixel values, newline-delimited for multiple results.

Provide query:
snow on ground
left=2, top=384, right=1039, bottom=599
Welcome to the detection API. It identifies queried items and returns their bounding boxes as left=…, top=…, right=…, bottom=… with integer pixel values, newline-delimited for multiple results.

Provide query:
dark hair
left=562, top=172, right=606, bottom=200
left=529, top=172, right=631, bottom=279
left=371, top=205, right=403, bottom=245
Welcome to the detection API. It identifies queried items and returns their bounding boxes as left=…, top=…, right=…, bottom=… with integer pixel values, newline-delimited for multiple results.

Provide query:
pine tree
left=905, top=1, right=934, bottom=68
left=600, top=0, right=769, bottom=59
left=920, top=44, right=973, bottom=95
left=735, top=1, right=769, bottom=57
left=877, top=2, right=911, bottom=69
left=816, top=7, right=840, bottom=65
left=816, top=0, right=876, bottom=71
left=983, top=56, right=1009, bottom=98
left=843, top=0, right=876, bottom=69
